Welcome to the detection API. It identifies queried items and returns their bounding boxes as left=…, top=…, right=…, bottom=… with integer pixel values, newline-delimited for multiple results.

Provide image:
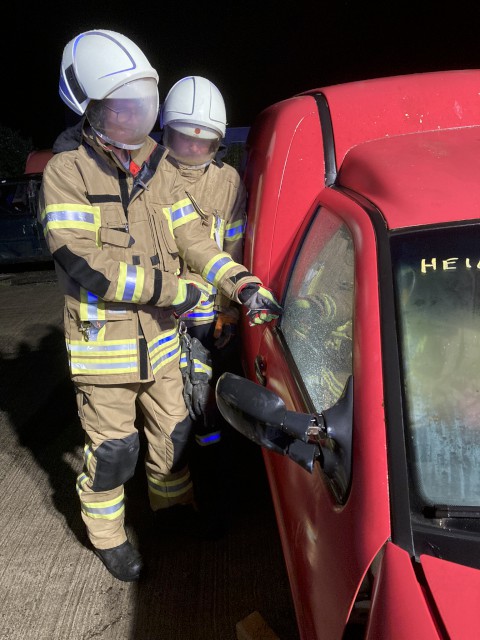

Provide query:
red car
left=216, top=69, right=480, bottom=640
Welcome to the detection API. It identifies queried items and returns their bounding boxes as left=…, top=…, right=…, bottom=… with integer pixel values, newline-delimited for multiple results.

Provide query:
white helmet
left=59, top=29, right=159, bottom=149
left=161, top=76, right=227, bottom=166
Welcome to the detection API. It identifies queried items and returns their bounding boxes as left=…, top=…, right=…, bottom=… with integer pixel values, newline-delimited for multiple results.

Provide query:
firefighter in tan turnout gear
left=39, top=29, right=282, bottom=582
left=160, top=76, right=246, bottom=534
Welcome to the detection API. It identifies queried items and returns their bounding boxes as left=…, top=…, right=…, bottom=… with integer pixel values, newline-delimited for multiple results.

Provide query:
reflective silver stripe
left=147, top=471, right=192, bottom=498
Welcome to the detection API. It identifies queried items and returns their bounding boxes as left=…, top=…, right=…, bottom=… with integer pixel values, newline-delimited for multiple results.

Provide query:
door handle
left=254, top=354, right=267, bottom=386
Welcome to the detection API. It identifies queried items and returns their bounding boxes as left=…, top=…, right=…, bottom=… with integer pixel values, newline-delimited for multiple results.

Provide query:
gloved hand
left=172, top=279, right=209, bottom=318
left=238, top=284, right=283, bottom=326
left=179, top=328, right=212, bottom=420
left=213, top=312, right=238, bottom=348
left=184, top=377, right=210, bottom=421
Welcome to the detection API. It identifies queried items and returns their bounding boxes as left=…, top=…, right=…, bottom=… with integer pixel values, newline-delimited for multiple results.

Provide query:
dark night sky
left=4, top=2, right=480, bottom=150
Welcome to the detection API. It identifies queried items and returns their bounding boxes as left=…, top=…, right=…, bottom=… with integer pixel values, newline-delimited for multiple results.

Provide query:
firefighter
left=39, top=29, right=282, bottom=582
left=160, top=76, right=245, bottom=535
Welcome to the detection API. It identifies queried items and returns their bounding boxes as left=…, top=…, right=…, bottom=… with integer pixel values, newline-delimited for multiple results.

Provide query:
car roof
left=303, top=69, right=480, bottom=173
left=337, top=125, right=480, bottom=230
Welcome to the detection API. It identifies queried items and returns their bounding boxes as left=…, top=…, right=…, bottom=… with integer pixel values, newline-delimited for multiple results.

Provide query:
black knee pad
left=170, top=415, right=194, bottom=472
left=91, top=432, right=140, bottom=491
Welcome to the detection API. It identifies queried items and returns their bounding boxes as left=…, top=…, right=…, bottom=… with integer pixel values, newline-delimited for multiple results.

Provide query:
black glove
left=179, top=330, right=212, bottom=420
left=172, top=279, right=208, bottom=317
left=190, top=378, right=211, bottom=419
left=238, top=284, right=283, bottom=325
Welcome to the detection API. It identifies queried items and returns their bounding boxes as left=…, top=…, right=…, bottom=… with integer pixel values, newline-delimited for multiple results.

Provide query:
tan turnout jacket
left=39, top=131, right=259, bottom=384
left=170, top=159, right=246, bottom=327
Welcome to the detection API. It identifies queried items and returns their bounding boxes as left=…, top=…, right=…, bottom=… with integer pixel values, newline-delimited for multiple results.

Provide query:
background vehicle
left=0, top=174, right=50, bottom=264
left=0, top=150, right=53, bottom=265
left=216, top=70, right=480, bottom=639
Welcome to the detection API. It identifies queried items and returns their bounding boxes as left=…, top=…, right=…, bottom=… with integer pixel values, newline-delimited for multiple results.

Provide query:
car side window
left=280, top=208, right=354, bottom=412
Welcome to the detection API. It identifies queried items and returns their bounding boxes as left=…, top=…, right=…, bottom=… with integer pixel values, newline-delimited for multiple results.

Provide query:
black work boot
left=93, top=540, right=143, bottom=582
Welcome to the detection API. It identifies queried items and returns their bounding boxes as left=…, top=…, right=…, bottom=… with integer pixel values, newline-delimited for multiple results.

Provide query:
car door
left=252, top=195, right=391, bottom=640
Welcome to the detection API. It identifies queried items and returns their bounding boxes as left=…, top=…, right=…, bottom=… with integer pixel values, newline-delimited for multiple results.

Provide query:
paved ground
left=0, top=265, right=299, bottom=640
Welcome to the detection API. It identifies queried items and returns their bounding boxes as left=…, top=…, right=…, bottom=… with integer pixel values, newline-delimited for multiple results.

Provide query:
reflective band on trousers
left=76, top=473, right=125, bottom=520
left=147, top=469, right=193, bottom=498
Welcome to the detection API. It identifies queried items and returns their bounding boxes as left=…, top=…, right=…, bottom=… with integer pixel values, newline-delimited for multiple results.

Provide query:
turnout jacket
left=170, top=158, right=246, bottom=327
left=39, top=130, right=259, bottom=384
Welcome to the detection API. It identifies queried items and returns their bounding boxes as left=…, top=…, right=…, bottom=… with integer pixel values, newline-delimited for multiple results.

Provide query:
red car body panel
left=367, top=543, right=441, bottom=639
left=242, top=96, right=325, bottom=285
left=338, top=126, right=480, bottom=229
left=305, top=69, right=480, bottom=171
left=239, top=69, right=480, bottom=639
left=368, top=547, right=480, bottom=638
left=420, top=554, right=480, bottom=639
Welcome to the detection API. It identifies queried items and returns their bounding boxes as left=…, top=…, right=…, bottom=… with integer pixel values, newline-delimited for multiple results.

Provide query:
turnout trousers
left=75, top=358, right=194, bottom=549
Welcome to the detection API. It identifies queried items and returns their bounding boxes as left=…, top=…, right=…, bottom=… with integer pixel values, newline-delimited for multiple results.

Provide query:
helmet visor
left=163, top=123, right=221, bottom=166
left=86, top=78, right=159, bottom=149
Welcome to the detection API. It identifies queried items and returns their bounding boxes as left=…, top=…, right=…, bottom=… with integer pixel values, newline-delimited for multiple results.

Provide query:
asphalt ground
left=0, top=264, right=299, bottom=640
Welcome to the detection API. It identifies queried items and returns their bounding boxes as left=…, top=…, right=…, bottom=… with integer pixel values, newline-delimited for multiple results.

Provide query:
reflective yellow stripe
left=171, top=198, right=197, bottom=229
left=147, top=471, right=193, bottom=498
left=185, top=296, right=215, bottom=319
left=79, top=492, right=125, bottom=520
left=68, top=338, right=138, bottom=375
left=70, top=359, right=138, bottom=375
left=84, top=444, right=94, bottom=471
left=79, top=288, right=107, bottom=321
left=40, top=204, right=101, bottom=245
left=192, top=359, right=212, bottom=377
left=201, top=254, right=237, bottom=286
left=76, top=473, right=89, bottom=491
left=225, top=219, right=244, bottom=242
left=69, top=340, right=136, bottom=355
left=149, top=332, right=180, bottom=374
left=115, top=263, right=145, bottom=303
left=162, top=208, right=175, bottom=237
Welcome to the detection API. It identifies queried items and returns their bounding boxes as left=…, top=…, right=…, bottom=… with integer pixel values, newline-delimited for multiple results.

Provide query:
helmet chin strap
left=93, top=128, right=144, bottom=151
left=92, top=129, right=132, bottom=168
left=169, top=156, right=211, bottom=171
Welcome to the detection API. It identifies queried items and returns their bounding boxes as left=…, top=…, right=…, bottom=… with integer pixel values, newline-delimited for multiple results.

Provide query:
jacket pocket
left=99, top=227, right=133, bottom=248
left=150, top=205, right=180, bottom=273
left=98, top=204, right=132, bottom=260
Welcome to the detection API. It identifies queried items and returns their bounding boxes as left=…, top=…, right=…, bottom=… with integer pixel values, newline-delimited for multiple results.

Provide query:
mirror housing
left=215, top=373, right=353, bottom=501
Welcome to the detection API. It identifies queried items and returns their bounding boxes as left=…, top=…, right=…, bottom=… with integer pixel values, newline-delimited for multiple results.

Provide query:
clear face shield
left=86, top=78, right=159, bottom=150
left=163, top=123, right=221, bottom=166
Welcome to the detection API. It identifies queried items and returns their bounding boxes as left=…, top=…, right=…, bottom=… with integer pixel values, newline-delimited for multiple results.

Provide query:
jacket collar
left=83, top=128, right=160, bottom=174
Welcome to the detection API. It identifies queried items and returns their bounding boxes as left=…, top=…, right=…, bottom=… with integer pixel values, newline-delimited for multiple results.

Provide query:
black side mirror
left=215, top=373, right=353, bottom=502
left=215, top=372, right=295, bottom=455
left=216, top=373, right=320, bottom=472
